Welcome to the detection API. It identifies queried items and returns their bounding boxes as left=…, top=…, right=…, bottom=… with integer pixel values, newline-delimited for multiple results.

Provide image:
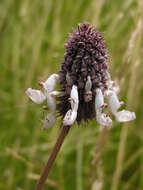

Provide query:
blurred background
left=0, top=0, right=143, bottom=189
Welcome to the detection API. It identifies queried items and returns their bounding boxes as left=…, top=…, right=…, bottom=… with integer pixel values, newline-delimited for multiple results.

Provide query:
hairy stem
left=36, top=126, right=71, bottom=190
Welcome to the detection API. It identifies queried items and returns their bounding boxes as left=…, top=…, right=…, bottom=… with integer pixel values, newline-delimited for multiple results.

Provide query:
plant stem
left=36, top=125, right=71, bottom=190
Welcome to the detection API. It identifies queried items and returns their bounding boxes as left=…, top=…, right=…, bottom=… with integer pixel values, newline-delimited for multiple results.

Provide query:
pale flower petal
left=105, top=72, right=120, bottom=94
left=63, top=85, right=79, bottom=126
left=63, top=109, right=77, bottom=126
left=96, top=112, right=112, bottom=127
left=95, top=88, right=104, bottom=110
left=43, top=74, right=59, bottom=93
left=115, top=110, right=136, bottom=122
left=46, top=93, right=56, bottom=112
left=26, top=88, right=46, bottom=104
left=106, top=90, right=122, bottom=114
left=70, top=85, right=79, bottom=111
left=112, top=85, right=120, bottom=94
left=43, top=113, right=56, bottom=130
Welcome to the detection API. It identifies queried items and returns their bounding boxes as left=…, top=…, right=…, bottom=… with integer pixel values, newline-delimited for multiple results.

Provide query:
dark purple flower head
left=26, top=23, right=135, bottom=128
left=57, top=23, right=109, bottom=123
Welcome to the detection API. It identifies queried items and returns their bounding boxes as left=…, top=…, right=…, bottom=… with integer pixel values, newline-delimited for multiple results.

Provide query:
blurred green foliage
left=0, top=0, right=143, bottom=190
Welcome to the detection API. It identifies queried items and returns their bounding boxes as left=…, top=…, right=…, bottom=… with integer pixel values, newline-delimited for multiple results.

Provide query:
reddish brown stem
left=36, top=126, right=71, bottom=190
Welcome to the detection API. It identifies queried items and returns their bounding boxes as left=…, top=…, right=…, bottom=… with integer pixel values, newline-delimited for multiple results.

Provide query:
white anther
left=63, top=109, right=77, bottom=126
left=96, top=112, right=112, bottom=127
left=115, top=110, right=136, bottom=122
left=85, top=76, right=92, bottom=92
left=43, top=113, right=56, bottom=130
left=41, top=73, right=59, bottom=93
left=26, top=88, right=46, bottom=104
left=66, top=73, right=73, bottom=85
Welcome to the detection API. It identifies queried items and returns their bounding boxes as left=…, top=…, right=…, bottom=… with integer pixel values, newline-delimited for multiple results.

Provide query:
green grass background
left=0, top=0, right=143, bottom=189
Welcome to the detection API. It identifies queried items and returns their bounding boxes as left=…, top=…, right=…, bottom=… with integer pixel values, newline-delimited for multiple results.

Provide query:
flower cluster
left=26, top=23, right=135, bottom=129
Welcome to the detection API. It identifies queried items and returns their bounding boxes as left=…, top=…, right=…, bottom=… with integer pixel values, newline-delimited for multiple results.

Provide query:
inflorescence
left=26, top=23, right=136, bottom=129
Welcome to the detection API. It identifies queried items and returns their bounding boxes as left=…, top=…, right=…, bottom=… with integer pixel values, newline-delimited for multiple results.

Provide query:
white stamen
left=43, top=113, right=56, bottom=130
left=115, top=110, right=136, bottom=122
left=63, top=109, right=77, bottom=126
left=26, top=88, right=46, bottom=104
